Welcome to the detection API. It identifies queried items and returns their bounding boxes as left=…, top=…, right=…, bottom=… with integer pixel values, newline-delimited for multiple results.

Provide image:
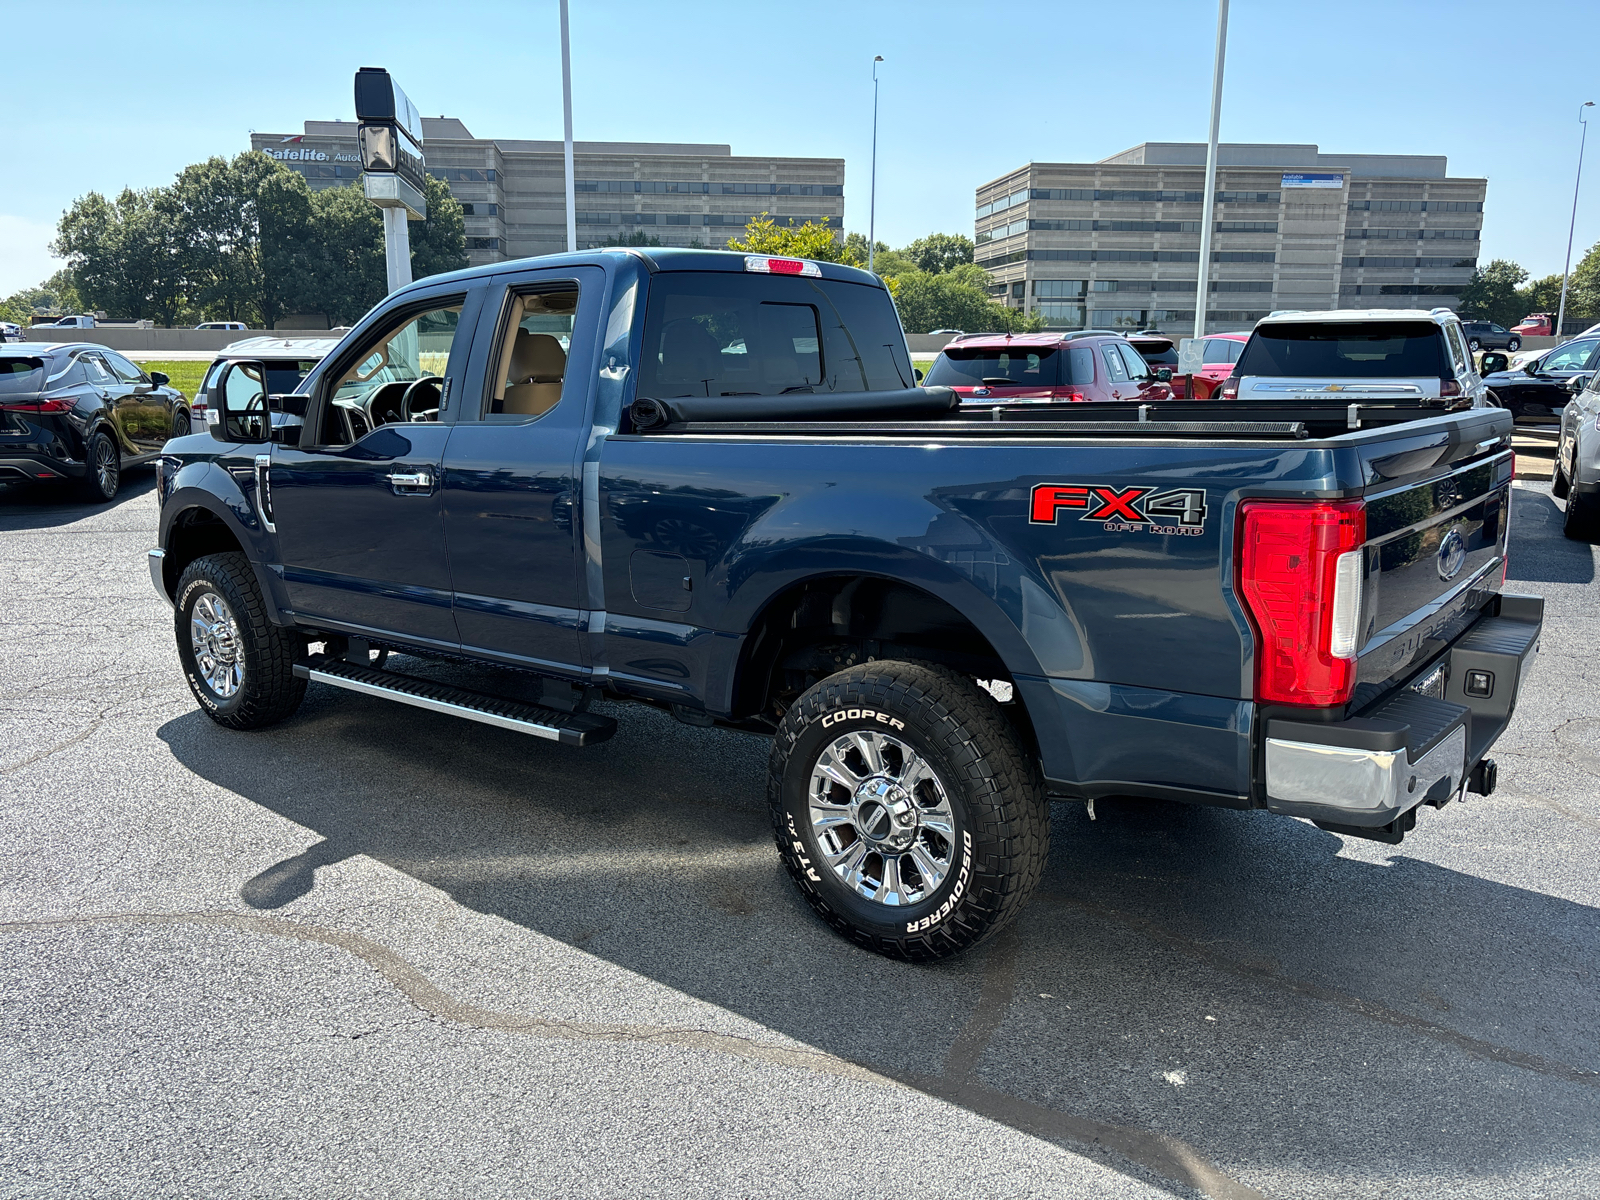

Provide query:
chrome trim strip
left=147, top=548, right=170, bottom=606
left=303, top=667, right=563, bottom=742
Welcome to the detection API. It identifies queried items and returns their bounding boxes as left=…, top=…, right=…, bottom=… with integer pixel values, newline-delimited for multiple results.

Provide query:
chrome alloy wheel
left=808, top=729, right=958, bottom=907
left=93, top=436, right=117, bottom=493
left=189, top=591, right=244, bottom=698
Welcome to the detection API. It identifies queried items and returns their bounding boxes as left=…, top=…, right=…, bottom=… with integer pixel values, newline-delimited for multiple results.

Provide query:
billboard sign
left=1281, top=173, right=1345, bottom=189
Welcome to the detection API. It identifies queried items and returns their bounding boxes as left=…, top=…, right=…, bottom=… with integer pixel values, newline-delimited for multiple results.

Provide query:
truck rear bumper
left=1262, top=594, right=1542, bottom=835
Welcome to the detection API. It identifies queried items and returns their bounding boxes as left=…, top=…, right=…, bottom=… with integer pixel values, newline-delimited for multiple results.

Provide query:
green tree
left=52, top=188, right=185, bottom=325
left=842, top=231, right=887, bottom=265
left=1519, top=273, right=1565, bottom=319
left=1457, top=259, right=1528, bottom=326
left=306, top=182, right=387, bottom=327
left=408, top=174, right=469, bottom=281
left=904, top=232, right=974, bottom=275
left=598, top=231, right=663, bottom=247
left=728, top=214, right=847, bottom=261
left=888, top=268, right=1040, bottom=334
left=1565, top=239, right=1600, bottom=324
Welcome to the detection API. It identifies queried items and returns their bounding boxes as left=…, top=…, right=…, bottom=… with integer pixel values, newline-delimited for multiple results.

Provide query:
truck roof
left=1255, top=308, right=1456, bottom=326
left=391, top=246, right=887, bottom=298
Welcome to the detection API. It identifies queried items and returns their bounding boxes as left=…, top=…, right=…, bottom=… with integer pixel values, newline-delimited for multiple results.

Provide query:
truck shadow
left=158, top=673, right=1599, bottom=1193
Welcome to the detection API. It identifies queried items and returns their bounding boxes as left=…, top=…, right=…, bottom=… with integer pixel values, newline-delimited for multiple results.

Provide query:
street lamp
left=869, top=56, right=883, bottom=274
left=1192, top=0, right=1229, bottom=340
left=355, top=67, right=428, bottom=294
left=560, top=0, right=576, bottom=254
left=1556, top=101, right=1596, bottom=340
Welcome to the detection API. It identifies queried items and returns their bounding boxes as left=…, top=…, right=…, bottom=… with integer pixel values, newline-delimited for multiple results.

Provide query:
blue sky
left=4, top=0, right=1598, bottom=294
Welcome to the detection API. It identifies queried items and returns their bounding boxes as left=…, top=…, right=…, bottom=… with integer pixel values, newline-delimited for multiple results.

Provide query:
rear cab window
left=1237, top=321, right=1450, bottom=379
left=638, top=272, right=912, bottom=399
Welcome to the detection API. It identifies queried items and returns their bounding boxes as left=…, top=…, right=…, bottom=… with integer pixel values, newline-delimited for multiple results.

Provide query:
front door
left=266, top=290, right=481, bottom=650
left=439, top=266, right=603, bottom=673
left=102, top=349, right=173, bottom=451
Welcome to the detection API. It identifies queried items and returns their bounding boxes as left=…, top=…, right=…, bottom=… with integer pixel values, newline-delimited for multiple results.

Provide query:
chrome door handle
left=387, top=468, right=433, bottom=494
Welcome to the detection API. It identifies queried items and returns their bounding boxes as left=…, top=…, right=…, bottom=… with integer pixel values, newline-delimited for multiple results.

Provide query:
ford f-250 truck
left=148, top=248, right=1543, bottom=961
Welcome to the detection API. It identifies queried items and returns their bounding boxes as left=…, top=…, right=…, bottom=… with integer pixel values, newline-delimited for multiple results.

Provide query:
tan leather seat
left=501, top=331, right=566, bottom=416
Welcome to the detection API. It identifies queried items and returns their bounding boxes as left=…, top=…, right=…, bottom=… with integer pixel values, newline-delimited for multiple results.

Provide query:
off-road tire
left=768, top=660, right=1048, bottom=962
left=1564, top=489, right=1600, bottom=542
left=175, top=551, right=306, bottom=729
left=77, top=429, right=120, bottom=503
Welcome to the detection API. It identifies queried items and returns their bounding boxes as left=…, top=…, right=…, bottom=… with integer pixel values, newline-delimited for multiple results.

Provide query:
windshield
left=0, top=356, right=47, bottom=393
left=263, top=359, right=321, bottom=396
left=1132, top=341, right=1178, bottom=365
left=1237, top=321, right=1450, bottom=378
left=638, top=272, right=912, bottom=397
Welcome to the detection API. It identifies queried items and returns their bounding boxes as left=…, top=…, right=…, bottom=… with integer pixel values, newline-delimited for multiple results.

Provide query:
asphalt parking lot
left=1, top=460, right=1596, bottom=1200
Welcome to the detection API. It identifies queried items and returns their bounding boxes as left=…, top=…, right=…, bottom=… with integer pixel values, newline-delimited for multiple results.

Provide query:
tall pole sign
left=355, top=67, right=428, bottom=293
left=1193, top=0, right=1229, bottom=341
left=561, top=0, right=577, bottom=254
left=1557, top=101, right=1595, bottom=340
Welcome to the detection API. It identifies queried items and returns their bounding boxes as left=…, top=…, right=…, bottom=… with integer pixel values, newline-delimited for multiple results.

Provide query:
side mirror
left=211, top=359, right=269, bottom=442
left=148, top=370, right=170, bottom=387
left=1479, top=352, right=1509, bottom=375
left=1567, top=373, right=1591, bottom=394
left=914, top=368, right=925, bottom=384
left=1153, top=367, right=1173, bottom=383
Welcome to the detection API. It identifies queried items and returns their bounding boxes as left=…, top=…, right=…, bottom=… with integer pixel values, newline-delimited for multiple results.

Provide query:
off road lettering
left=822, top=707, right=905, bottom=730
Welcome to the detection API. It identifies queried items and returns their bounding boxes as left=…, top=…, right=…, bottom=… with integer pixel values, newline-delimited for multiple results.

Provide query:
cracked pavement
left=1, top=468, right=1597, bottom=1199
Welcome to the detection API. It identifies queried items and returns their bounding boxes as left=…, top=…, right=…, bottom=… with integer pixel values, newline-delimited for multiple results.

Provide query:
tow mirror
left=211, top=359, right=269, bottom=443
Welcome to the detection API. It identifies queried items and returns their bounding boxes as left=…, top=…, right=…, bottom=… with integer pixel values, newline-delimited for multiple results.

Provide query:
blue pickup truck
left=148, top=249, right=1542, bottom=960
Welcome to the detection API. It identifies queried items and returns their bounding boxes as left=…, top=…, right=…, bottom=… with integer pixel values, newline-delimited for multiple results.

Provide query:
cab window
left=318, top=300, right=466, bottom=443
left=481, top=286, right=579, bottom=421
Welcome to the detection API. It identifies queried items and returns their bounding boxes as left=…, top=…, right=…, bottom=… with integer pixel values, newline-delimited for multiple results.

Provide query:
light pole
left=1192, top=0, right=1229, bottom=340
left=1556, top=100, right=1595, bottom=340
left=560, top=0, right=576, bottom=254
left=869, top=55, right=883, bottom=274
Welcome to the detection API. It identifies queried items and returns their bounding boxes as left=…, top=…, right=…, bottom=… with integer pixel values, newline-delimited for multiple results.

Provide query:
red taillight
left=1237, top=499, right=1367, bottom=707
left=1218, top=375, right=1240, bottom=400
left=1440, top=379, right=1461, bottom=397
left=0, top=398, right=72, bottom=414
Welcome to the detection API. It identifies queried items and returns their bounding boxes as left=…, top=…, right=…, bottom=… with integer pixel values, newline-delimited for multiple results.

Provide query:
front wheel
left=175, top=551, right=306, bottom=729
left=768, top=661, right=1049, bottom=961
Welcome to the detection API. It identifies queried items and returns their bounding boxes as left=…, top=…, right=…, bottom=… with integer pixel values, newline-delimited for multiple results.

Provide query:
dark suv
left=923, top=331, right=1173, bottom=403
left=1460, top=321, right=1521, bottom=353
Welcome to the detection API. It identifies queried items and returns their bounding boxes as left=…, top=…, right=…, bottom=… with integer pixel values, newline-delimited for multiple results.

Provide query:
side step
left=293, top=655, right=616, bottom=747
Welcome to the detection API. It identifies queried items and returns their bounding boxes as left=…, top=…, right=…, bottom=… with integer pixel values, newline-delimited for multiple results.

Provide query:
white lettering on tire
left=821, top=707, right=904, bottom=730
left=906, top=830, right=973, bottom=933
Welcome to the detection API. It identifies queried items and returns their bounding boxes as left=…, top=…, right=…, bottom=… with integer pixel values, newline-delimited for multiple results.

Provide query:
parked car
left=927, top=329, right=965, bottom=336
left=923, top=331, right=1172, bottom=403
left=0, top=341, right=191, bottom=501
left=1511, top=314, right=1555, bottom=338
left=147, top=248, right=1539, bottom=962
left=1218, top=308, right=1489, bottom=409
left=193, top=336, right=341, bottom=421
left=195, top=321, right=249, bottom=331
left=1554, top=367, right=1600, bottom=539
left=1177, top=331, right=1250, bottom=399
left=1459, top=320, right=1521, bottom=353
left=33, top=314, right=97, bottom=329
left=0, top=322, right=21, bottom=343
left=1482, top=335, right=1600, bottom=428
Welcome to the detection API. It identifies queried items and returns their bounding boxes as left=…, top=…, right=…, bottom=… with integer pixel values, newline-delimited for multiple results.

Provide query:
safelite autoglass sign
left=1281, top=173, right=1345, bottom=189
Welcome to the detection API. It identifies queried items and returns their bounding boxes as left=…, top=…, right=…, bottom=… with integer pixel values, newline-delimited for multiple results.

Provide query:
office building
left=251, top=119, right=845, bottom=267
left=974, top=142, right=1486, bottom=334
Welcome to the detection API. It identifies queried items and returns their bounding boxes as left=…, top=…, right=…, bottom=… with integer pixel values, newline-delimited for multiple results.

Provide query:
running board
left=293, top=655, right=616, bottom=747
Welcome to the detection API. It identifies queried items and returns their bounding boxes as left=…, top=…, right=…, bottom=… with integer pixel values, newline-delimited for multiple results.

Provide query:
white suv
left=1219, top=308, right=1489, bottom=410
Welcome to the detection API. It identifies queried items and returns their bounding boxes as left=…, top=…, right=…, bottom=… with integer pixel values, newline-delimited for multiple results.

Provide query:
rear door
left=266, top=287, right=483, bottom=649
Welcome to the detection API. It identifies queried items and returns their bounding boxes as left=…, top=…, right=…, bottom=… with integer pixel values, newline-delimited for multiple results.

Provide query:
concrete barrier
left=906, top=334, right=963, bottom=354
left=20, top=327, right=256, bottom=352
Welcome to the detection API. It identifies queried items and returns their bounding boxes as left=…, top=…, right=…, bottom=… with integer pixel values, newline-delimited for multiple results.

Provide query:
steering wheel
left=401, top=376, right=444, bottom=422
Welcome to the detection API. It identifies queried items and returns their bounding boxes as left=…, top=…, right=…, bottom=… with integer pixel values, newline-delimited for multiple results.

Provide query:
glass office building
left=252, top=118, right=844, bottom=268
left=974, top=143, right=1486, bottom=334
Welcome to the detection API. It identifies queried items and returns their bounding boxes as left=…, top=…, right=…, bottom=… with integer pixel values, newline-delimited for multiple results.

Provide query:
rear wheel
left=170, top=411, right=190, bottom=439
left=76, top=430, right=120, bottom=503
left=1564, top=489, right=1600, bottom=542
left=1507, top=338, right=1522, bottom=352
left=175, top=551, right=306, bottom=729
left=768, top=660, right=1049, bottom=961
left=1468, top=338, right=1482, bottom=351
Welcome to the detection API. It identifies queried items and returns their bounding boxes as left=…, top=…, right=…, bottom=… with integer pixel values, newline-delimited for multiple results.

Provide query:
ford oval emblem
left=972, top=387, right=991, bottom=398
left=1437, top=528, right=1466, bottom=581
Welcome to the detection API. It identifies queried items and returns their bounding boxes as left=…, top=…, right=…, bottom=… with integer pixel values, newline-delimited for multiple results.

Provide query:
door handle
left=387, top=468, right=434, bottom=494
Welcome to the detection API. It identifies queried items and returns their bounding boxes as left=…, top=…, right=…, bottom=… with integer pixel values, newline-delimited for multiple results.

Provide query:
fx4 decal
left=1030, top=483, right=1209, bottom=536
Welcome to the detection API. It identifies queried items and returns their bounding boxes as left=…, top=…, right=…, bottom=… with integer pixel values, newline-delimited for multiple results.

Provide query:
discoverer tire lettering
left=767, top=660, right=1049, bottom=962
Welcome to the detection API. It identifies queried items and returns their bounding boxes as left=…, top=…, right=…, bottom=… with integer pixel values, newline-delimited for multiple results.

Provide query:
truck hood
left=1238, top=375, right=1442, bottom=402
